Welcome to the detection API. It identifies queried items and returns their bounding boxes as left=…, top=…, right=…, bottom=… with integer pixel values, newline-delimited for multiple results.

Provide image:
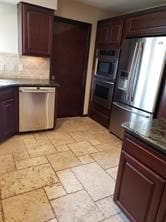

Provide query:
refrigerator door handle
left=113, top=102, right=150, bottom=118
left=126, top=42, right=139, bottom=101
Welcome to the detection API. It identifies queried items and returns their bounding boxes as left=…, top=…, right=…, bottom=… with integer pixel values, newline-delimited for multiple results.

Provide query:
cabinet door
left=18, top=3, right=54, bottom=57
left=96, top=23, right=109, bottom=46
left=114, top=151, right=165, bottom=222
left=0, top=99, right=16, bottom=141
left=108, top=21, right=123, bottom=46
left=124, top=9, right=166, bottom=37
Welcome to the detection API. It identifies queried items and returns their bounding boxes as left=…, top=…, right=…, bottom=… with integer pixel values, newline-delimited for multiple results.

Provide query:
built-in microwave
left=93, top=77, right=114, bottom=109
left=95, top=49, right=119, bottom=82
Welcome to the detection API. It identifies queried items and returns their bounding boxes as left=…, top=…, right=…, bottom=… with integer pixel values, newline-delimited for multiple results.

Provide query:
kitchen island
left=114, top=118, right=166, bottom=222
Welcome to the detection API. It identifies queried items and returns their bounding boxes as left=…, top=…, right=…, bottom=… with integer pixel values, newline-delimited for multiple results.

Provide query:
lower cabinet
left=0, top=87, right=18, bottom=142
left=114, top=133, right=166, bottom=222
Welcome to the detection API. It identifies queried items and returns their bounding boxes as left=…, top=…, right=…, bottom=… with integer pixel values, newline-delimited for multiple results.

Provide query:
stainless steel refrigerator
left=109, top=36, right=166, bottom=139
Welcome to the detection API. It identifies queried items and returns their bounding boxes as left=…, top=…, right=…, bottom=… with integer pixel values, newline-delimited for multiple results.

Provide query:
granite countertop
left=0, top=79, right=60, bottom=88
left=122, top=118, right=166, bottom=154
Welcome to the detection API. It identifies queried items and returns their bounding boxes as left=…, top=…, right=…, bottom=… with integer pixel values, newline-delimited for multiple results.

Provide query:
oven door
left=95, top=57, right=118, bottom=82
left=93, top=78, right=114, bottom=109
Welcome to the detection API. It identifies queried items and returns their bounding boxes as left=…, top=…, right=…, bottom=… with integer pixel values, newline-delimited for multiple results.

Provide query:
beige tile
left=78, top=155, right=94, bottom=164
left=72, top=163, right=115, bottom=201
left=0, top=154, right=15, bottom=175
left=49, top=132, right=75, bottom=145
left=57, top=169, right=83, bottom=193
left=34, top=133, right=50, bottom=145
left=44, top=183, right=66, bottom=200
left=13, top=149, right=30, bottom=161
left=69, top=131, right=95, bottom=142
left=95, top=142, right=121, bottom=152
left=16, top=156, right=48, bottom=169
left=0, top=164, right=59, bottom=199
left=48, top=219, right=58, bottom=222
left=55, top=144, right=69, bottom=152
left=96, top=196, right=121, bottom=218
left=91, top=150, right=121, bottom=169
left=0, top=202, right=3, bottom=222
left=47, top=151, right=81, bottom=171
left=106, top=167, right=119, bottom=180
left=89, top=139, right=101, bottom=146
left=27, top=143, right=57, bottom=157
left=51, top=190, right=104, bottom=222
left=3, top=189, right=54, bottom=222
left=102, top=212, right=130, bottom=222
left=68, top=141, right=98, bottom=156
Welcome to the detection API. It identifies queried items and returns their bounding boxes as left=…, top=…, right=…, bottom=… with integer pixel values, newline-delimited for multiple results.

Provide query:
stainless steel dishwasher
left=19, top=87, right=56, bottom=132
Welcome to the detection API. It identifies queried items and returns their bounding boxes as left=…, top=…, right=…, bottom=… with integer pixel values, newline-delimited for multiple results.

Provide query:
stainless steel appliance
left=93, top=77, right=114, bottom=109
left=19, top=87, right=55, bottom=132
left=110, top=36, right=166, bottom=138
left=95, top=49, right=119, bottom=82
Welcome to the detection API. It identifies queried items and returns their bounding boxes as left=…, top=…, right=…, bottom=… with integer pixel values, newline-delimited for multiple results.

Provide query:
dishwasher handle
left=19, top=87, right=56, bottom=93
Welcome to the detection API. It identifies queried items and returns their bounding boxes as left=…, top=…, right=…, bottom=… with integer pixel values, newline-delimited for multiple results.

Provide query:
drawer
left=0, top=87, right=16, bottom=101
left=123, top=133, right=166, bottom=179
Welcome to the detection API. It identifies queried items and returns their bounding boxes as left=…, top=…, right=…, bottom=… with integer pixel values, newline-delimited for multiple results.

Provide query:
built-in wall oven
left=93, top=77, right=114, bottom=109
left=95, top=49, right=119, bottom=82
left=92, top=48, right=119, bottom=109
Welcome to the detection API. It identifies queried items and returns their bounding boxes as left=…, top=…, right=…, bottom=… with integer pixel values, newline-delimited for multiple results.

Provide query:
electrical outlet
left=0, top=64, right=5, bottom=72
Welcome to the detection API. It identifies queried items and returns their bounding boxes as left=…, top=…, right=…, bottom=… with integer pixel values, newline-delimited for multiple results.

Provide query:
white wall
left=0, top=0, right=57, bottom=10
left=56, top=0, right=116, bottom=114
left=0, top=3, right=18, bottom=53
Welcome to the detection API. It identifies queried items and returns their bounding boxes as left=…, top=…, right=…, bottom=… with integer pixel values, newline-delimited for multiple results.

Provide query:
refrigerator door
left=115, top=37, right=166, bottom=113
left=109, top=102, right=152, bottom=139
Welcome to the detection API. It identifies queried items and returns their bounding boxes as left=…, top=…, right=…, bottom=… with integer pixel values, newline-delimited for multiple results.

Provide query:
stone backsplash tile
left=0, top=53, right=50, bottom=79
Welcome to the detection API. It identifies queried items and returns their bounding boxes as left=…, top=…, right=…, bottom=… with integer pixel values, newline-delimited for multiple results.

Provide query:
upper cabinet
left=96, top=19, right=124, bottom=48
left=124, top=8, right=166, bottom=37
left=18, top=2, right=54, bottom=57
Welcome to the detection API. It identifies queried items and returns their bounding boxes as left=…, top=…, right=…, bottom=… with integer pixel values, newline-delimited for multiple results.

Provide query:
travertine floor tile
left=13, top=149, right=29, bottom=161
left=102, top=212, right=130, bottom=222
left=51, top=190, right=104, bottom=222
left=34, top=133, right=50, bottom=145
left=57, top=169, right=83, bottom=193
left=27, top=143, right=57, bottom=157
left=48, top=132, right=75, bottom=145
left=78, top=155, right=94, bottom=164
left=89, top=139, right=101, bottom=146
left=91, top=150, right=121, bottom=169
left=95, top=142, right=121, bottom=152
left=72, top=163, right=115, bottom=201
left=55, top=144, right=69, bottom=152
left=3, top=189, right=54, bottom=222
left=44, top=184, right=66, bottom=200
left=96, top=196, right=121, bottom=218
left=0, top=154, right=15, bottom=175
left=47, top=151, right=81, bottom=171
left=16, top=156, right=48, bottom=169
left=0, top=164, right=59, bottom=199
left=68, top=141, right=98, bottom=156
left=106, top=167, right=119, bottom=180
left=48, top=218, right=58, bottom=222
left=69, top=131, right=95, bottom=142
left=0, top=202, right=3, bottom=222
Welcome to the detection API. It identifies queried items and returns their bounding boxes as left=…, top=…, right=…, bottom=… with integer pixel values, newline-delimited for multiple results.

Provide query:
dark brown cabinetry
left=96, top=19, right=123, bottom=48
left=114, top=133, right=166, bottom=222
left=124, top=7, right=166, bottom=37
left=18, top=2, right=54, bottom=57
left=0, top=88, right=18, bottom=142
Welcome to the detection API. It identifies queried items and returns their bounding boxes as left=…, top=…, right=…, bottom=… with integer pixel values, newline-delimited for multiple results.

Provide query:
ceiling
left=75, top=0, right=166, bottom=13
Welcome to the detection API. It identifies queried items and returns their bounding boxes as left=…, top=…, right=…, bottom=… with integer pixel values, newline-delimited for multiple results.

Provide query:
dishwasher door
left=19, top=87, right=56, bottom=132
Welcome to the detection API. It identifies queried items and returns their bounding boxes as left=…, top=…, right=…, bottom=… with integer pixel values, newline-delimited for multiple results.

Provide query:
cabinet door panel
left=18, top=3, right=54, bottom=57
left=108, top=21, right=123, bottom=45
left=115, top=151, right=165, bottom=222
left=0, top=99, right=15, bottom=141
left=124, top=10, right=166, bottom=37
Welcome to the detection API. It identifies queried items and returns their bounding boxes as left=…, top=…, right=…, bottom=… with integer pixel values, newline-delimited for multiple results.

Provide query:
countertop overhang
left=122, top=118, right=166, bottom=154
left=0, top=79, right=60, bottom=89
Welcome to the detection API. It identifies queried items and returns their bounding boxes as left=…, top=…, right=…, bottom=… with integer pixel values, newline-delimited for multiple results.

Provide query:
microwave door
left=130, top=37, right=166, bottom=113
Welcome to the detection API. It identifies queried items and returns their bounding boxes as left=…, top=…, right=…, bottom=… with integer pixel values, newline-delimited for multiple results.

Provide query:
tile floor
left=0, top=117, right=130, bottom=222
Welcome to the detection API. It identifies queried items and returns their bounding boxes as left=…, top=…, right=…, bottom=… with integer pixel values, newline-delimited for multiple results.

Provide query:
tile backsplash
left=0, top=53, right=50, bottom=79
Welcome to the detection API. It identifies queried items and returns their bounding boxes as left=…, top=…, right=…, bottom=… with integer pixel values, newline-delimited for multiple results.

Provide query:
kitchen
left=0, top=0, right=166, bottom=222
